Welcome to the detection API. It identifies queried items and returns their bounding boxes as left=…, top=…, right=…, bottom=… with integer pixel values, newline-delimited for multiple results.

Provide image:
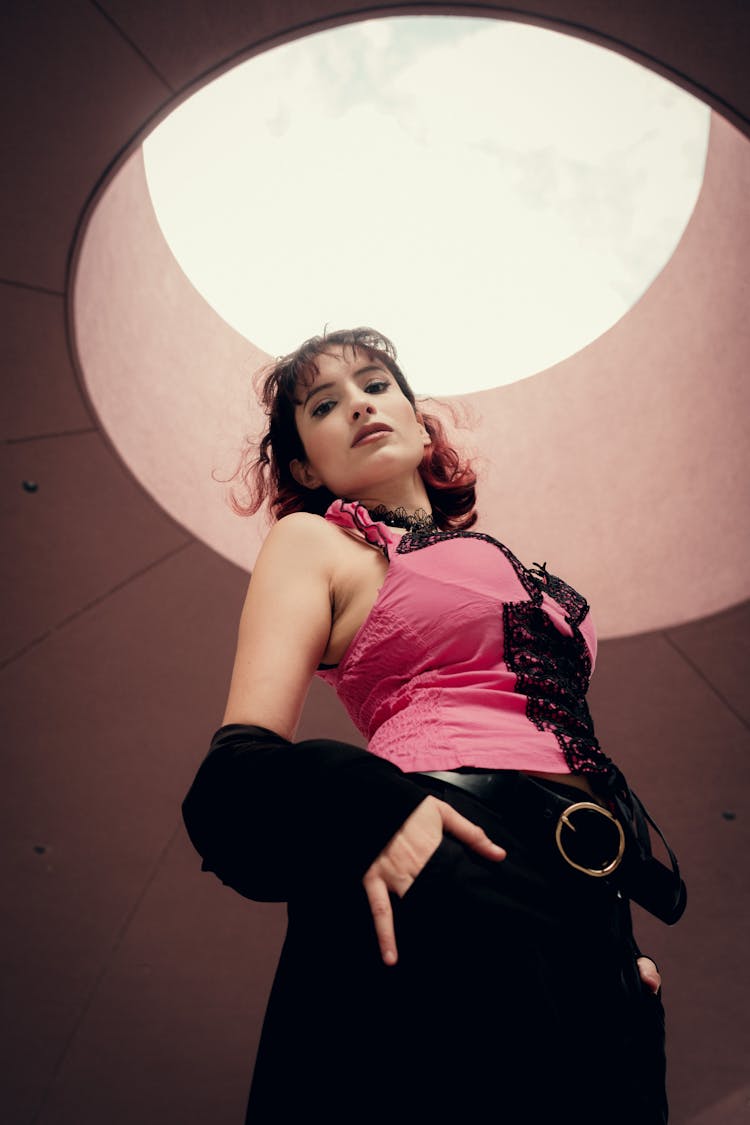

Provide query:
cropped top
left=317, top=500, right=614, bottom=778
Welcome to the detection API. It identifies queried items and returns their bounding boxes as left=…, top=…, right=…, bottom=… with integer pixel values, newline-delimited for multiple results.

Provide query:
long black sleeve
left=181, top=724, right=428, bottom=902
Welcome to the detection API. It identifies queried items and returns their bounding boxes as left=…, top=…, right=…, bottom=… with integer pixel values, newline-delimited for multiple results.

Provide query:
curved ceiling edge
left=68, top=6, right=750, bottom=639
left=72, top=113, right=750, bottom=639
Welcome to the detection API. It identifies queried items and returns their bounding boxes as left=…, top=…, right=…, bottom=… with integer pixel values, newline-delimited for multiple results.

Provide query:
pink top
left=316, top=500, right=613, bottom=777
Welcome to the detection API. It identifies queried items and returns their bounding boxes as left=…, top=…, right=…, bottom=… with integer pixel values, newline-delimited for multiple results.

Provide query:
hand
left=362, top=795, right=506, bottom=966
left=637, top=956, right=662, bottom=995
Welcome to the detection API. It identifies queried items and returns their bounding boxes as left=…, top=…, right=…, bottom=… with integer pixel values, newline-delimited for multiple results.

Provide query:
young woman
left=183, top=328, right=675, bottom=1124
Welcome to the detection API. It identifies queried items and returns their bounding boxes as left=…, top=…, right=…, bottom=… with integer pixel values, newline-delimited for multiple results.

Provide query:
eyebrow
left=300, top=380, right=335, bottom=408
left=301, top=363, right=386, bottom=408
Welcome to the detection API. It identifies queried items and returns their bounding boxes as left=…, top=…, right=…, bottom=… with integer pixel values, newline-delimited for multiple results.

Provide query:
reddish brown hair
left=229, top=327, right=477, bottom=531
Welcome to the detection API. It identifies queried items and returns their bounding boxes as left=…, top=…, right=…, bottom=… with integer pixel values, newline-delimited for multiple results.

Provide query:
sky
left=143, top=16, right=710, bottom=395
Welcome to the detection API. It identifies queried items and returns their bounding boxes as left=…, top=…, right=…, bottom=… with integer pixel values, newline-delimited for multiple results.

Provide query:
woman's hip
left=268, top=773, right=668, bottom=1123
left=401, top=769, right=630, bottom=932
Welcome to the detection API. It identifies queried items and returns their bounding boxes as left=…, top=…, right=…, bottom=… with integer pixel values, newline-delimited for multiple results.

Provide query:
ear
left=290, top=458, right=324, bottom=490
left=415, top=411, right=432, bottom=447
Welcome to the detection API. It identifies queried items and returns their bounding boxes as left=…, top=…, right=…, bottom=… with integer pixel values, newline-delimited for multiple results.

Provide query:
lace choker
left=366, top=504, right=438, bottom=534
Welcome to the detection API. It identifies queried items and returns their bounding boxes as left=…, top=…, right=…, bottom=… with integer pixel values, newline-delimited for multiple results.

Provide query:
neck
left=355, top=475, right=432, bottom=518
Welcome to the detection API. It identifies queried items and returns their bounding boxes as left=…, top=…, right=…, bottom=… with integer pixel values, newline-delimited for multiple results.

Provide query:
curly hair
left=229, top=327, right=477, bottom=531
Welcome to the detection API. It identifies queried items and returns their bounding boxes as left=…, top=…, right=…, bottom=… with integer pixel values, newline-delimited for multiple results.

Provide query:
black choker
left=367, top=504, right=438, bottom=534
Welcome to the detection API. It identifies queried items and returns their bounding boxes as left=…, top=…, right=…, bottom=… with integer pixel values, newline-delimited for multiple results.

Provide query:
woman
left=183, top=327, right=676, bottom=1124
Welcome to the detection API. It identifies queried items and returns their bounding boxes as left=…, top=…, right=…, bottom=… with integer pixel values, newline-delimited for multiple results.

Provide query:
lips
left=351, top=423, right=392, bottom=447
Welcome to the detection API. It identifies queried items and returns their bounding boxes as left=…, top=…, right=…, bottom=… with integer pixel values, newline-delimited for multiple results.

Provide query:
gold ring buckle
left=554, top=801, right=625, bottom=877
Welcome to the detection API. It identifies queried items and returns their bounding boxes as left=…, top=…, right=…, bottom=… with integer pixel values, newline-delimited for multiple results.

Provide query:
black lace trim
left=502, top=602, right=611, bottom=775
left=527, top=560, right=589, bottom=627
left=366, top=504, right=437, bottom=534
left=398, top=529, right=611, bottom=776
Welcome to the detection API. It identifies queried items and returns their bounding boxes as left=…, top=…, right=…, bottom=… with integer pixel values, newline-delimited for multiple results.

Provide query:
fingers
left=362, top=875, right=398, bottom=966
left=636, top=956, right=662, bottom=995
left=437, top=800, right=506, bottom=860
left=360, top=797, right=444, bottom=967
left=360, top=796, right=505, bottom=969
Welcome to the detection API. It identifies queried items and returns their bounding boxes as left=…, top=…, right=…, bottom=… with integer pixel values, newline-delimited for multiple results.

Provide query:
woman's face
left=290, top=346, right=430, bottom=501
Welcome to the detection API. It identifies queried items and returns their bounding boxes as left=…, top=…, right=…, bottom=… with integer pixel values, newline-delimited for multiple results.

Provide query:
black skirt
left=246, top=773, right=668, bottom=1124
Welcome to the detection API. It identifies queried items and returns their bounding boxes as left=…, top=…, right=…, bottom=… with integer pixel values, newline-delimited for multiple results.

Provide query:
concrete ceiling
left=2, top=4, right=749, bottom=1124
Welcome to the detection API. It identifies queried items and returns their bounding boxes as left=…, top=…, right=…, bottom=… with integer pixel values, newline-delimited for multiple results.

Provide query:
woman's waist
left=522, top=768, right=601, bottom=801
left=413, top=766, right=605, bottom=807
left=366, top=717, right=579, bottom=776
left=408, top=766, right=625, bottom=884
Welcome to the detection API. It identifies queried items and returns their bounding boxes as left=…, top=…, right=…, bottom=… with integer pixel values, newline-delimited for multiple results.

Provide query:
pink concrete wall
left=471, top=111, right=750, bottom=636
left=75, top=115, right=749, bottom=638
left=73, top=147, right=270, bottom=572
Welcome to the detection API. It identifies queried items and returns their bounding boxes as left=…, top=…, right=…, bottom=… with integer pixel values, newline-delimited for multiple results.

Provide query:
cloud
left=143, top=16, right=709, bottom=393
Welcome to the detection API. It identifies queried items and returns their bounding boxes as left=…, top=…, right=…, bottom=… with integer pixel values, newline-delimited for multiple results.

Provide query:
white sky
left=143, top=16, right=709, bottom=395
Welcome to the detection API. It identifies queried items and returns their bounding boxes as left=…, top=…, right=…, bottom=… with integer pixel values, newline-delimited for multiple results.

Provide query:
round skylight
left=143, top=16, right=709, bottom=395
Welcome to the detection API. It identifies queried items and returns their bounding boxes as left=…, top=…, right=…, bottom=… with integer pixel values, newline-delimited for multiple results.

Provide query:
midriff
left=522, top=769, right=605, bottom=805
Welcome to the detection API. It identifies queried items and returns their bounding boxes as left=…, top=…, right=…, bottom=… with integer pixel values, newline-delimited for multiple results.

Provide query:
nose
left=351, top=397, right=376, bottom=421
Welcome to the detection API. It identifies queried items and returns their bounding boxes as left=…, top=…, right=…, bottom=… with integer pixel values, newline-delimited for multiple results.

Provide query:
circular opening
left=143, top=15, right=709, bottom=393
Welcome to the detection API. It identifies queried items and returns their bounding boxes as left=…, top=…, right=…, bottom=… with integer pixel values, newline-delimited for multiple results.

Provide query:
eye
left=366, top=379, right=389, bottom=394
left=311, top=398, right=336, bottom=418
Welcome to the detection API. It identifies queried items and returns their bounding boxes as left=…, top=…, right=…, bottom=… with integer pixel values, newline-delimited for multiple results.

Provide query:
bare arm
left=185, top=514, right=506, bottom=931
left=181, top=514, right=430, bottom=901
left=222, top=512, right=334, bottom=737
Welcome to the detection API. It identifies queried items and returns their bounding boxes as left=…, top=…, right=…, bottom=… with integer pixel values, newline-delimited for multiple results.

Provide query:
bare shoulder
left=248, top=511, right=351, bottom=600
left=264, top=510, right=333, bottom=547
left=257, top=511, right=348, bottom=569
left=225, top=512, right=339, bottom=732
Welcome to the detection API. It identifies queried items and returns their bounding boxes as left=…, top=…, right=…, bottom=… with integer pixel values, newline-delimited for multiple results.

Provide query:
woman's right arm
left=220, top=512, right=336, bottom=737
left=181, top=514, right=430, bottom=902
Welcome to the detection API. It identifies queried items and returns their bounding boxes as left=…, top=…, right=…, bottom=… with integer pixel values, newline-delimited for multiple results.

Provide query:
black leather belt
left=413, top=768, right=626, bottom=879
